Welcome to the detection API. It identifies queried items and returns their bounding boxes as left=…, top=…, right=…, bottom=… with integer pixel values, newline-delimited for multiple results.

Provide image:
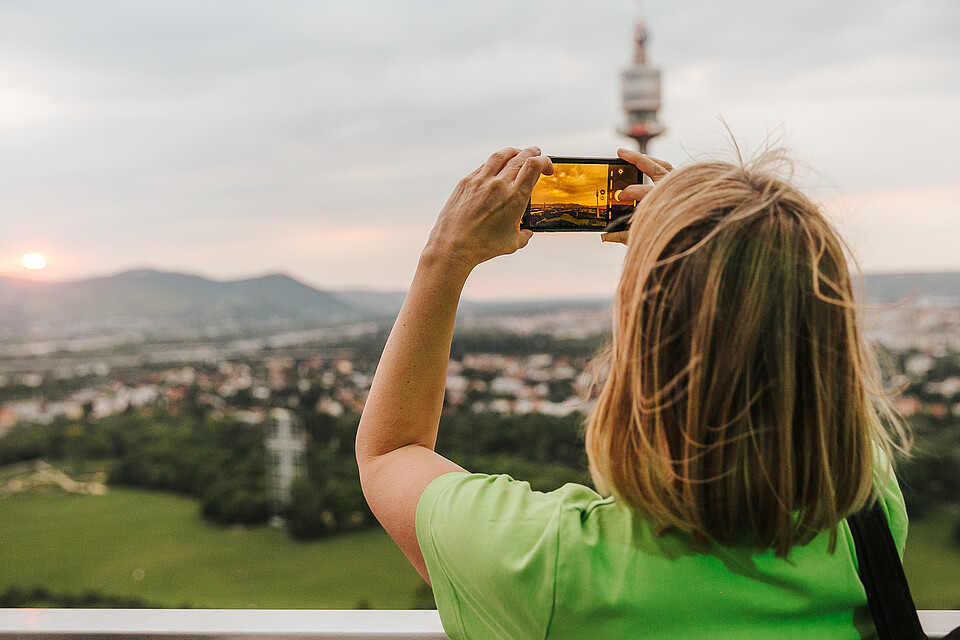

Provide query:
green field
left=0, top=487, right=423, bottom=609
left=903, top=509, right=960, bottom=609
left=1, top=483, right=958, bottom=610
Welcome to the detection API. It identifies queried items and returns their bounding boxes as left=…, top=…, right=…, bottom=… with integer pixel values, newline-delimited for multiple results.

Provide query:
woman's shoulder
left=418, top=472, right=616, bottom=525
left=417, top=471, right=645, bottom=574
left=415, top=473, right=608, bottom=639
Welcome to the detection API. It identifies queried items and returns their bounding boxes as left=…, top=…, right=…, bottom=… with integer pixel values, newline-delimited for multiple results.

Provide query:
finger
left=617, top=147, right=645, bottom=165
left=647, top=156, right=673, bottom=171
left=501, top=146, right=542, bottom=182
left=617, top=148, right=672, bottom=182
left=514, top=155, right=553, bottom=196
left=515, top=228, right=534, bottom=251
left=600, top=231, right=630, bottom=245
left=624, top=150, right=671, bottom=180
left=480, top=147, right=521, bottom=177
left=617, top=184, right=654, bottom=202
left=621, top=149, right=673, bottom=172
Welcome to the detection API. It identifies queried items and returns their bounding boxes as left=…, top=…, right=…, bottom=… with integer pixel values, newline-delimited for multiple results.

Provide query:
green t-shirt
left=416, top=472, right=907, bottom=640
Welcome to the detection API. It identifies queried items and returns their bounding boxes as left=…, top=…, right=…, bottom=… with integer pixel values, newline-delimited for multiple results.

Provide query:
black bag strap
left=848, top=502, right=927, bottom=640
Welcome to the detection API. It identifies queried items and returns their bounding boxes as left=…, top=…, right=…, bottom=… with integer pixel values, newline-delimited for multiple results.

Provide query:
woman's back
left=418, top=471, right=907, bottom=639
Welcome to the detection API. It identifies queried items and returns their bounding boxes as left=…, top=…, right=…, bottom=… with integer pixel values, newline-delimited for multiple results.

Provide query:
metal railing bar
left=0, top=608, right=957, bottom=638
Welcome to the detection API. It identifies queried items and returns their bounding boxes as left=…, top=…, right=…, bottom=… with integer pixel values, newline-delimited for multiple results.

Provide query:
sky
left=532, top=164, right=611, bottom=206
left=1, top=0, right=958, bottom=300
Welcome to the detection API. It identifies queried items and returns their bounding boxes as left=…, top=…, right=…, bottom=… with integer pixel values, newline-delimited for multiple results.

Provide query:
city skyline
left=2, top=1, right=958, bottom=300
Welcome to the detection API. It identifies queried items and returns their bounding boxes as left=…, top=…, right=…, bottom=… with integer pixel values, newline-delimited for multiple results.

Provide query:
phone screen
left=521, top=157, right=640, bottom=231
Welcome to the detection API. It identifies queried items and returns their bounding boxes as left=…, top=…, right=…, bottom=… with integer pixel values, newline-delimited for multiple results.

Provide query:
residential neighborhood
left=2, top=298, right=958, bottom=431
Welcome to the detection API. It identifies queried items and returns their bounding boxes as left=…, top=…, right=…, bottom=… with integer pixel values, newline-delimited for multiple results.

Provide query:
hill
left=861, top=271, right=960, bottom=304
left=1, top=269, right=956, bottom=340
left=0, top=269, right=358, bottom=336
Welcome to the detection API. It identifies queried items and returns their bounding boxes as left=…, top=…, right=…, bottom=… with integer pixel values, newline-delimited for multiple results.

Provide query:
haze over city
left=2, top=0, right=958, bottom=300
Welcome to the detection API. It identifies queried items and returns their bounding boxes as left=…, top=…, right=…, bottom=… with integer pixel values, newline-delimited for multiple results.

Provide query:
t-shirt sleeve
left=415, top=472, right=566, bottom=640
left=869, top=445, right=909, bottom=558
left=877, top=467, right=909, bottom=558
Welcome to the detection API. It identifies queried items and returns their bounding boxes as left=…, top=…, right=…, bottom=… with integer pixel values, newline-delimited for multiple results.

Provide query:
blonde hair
left=585, top=151, right=909, bottom=556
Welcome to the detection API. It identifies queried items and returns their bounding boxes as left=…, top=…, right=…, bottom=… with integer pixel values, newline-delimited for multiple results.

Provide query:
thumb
left=515, top=156, right=552, bottom=196
left=515, top=229, right=534, bottom=250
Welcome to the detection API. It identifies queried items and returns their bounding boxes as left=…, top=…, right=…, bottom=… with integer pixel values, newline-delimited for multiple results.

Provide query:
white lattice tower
left=264, top=407, right=307, bottom=512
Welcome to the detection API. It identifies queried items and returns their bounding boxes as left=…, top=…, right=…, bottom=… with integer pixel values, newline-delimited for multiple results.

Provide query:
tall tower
left=620, top=0, right=664, bottom=153
left=264, top=407, right=307, bottom=515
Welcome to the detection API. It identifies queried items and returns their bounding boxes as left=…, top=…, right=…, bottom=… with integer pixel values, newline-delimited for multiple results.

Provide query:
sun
left=21, top=253, right=47, bottom=270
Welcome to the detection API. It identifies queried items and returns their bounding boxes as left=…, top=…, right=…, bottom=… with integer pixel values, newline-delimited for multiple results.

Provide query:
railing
left=1, top=609, right=959, bottom=638
left=0, top=610, right=447, bottom=639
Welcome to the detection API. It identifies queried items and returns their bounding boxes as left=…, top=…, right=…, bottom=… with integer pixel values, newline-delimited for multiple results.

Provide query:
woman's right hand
left=601, top=148, right=674, bottom=245
left=422, top=146, right=552, bottom=275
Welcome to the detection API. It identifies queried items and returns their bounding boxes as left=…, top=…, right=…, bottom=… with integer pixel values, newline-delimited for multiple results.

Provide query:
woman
left=356, top=145, right=909, bottom=639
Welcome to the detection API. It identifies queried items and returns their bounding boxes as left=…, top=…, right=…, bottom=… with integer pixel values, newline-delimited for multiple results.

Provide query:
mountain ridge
left=0, top=269, right=356, bottom=334
left=1, top=268, right=957, bottom=338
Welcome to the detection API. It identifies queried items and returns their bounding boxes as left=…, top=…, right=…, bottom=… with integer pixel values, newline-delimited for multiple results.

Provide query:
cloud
left=1, top=0, right=957, bottom=295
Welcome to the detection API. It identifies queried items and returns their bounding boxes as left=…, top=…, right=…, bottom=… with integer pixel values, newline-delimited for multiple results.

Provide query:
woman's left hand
left=601, top=148, right=673, bottom=245
left=423, top=146, right=553, bottom=274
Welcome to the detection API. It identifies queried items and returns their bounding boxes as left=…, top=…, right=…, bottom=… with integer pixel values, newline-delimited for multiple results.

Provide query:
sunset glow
left=21, top=253, right=47, bottom=270
left=532, top=164, right=608, bottom=206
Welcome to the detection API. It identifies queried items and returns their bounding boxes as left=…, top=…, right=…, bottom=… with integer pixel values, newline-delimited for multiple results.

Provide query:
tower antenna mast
left=620, top=0, right=664, bottom=153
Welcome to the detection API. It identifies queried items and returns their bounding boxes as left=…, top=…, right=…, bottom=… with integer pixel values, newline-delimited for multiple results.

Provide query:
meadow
left=902, top=508, right=960, bottom=609
left=0, top=487, right=423, bottom=609
left=0, top=483, right=957, bottom=610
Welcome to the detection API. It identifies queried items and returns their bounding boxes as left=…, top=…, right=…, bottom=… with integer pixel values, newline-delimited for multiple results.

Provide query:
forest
left=0, top=406, right=591, bottom=540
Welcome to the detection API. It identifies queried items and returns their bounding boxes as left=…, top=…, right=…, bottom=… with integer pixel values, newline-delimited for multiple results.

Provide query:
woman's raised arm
left=355, top=146, right=552, bottom=580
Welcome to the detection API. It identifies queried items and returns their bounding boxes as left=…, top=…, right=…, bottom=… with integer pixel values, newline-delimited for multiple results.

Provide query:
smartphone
left=521, top=157, right=641, bottom=231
